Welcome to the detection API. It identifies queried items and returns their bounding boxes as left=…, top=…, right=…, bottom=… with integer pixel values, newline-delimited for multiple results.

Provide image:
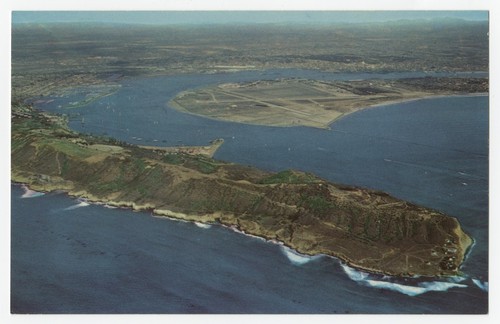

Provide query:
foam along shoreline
left=63, top=200, right=90, bottom=210
left=472, top=279, right=489, bottom=292
left=340, top=264, right=468, bottom=297
left=20, top=184, right=45, bottom=198
left=13, top=182, right=474, bottom=296
left=280, top=245, right=322, bottom=265
left=195, top=222, right=212, bottom=229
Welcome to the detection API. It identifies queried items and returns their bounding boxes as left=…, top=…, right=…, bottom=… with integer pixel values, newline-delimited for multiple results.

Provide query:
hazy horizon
left=12, top=11, right=488, bottom=26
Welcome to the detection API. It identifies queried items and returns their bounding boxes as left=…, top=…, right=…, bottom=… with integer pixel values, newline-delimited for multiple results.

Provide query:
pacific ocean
left=12, top=70, right=488, bottom=313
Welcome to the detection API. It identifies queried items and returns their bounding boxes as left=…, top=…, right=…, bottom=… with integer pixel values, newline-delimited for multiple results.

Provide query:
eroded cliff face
left=12, top=104, right=472, bottom=277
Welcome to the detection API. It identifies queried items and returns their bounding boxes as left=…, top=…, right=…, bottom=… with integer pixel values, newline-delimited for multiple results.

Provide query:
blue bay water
left=13, top=70, right=488, bottom=313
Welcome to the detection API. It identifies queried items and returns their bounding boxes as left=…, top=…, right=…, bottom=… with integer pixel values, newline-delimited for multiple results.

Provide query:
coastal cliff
left=11, top=103, right=472, bottom=277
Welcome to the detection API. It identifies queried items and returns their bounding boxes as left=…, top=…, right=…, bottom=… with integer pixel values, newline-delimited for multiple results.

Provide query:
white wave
left=472, top=279, right=489, bottom=292
left=246, top=233, right=266, bottom=242
left=20, top=185, right=45, bottom=198
left=367, top=280, right=466, bottom=296
left=340, top=264, right=467, bottom=296
left=64, top=201, right=90, bottom=210
left=232, top=227, right=266, bottom=242
left=365, top=280, right=428, bottom=296
left=268, top=239, right=284, bottom=246
left=463, top=238, right=476, bottom=262
left=104, top=204, right=118, bottom=209
left=152, top=215, right=190, bottom=223
left=222, top=223, right=267, bottom=241
left=280, top=246, right=318, bottom=265
left=415, top=281, right=467, bottom=295
left=447, top=275, right=467, bottom=283
left=227, top=225, right=244, bottom=234
left=341, top=263, right=370, bottom=281
left=195, top=222, right=212, bottom=229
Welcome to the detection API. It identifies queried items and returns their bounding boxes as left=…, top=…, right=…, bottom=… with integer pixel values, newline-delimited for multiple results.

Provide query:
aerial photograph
left=9, top=9, right=489, bottom=315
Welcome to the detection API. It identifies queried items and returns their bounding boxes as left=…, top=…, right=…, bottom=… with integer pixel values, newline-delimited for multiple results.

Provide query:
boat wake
left=64, top=200, right=90, bottom=210
left=20, top=185, right=45, bottom=198
left=341, top=264, right=467, bottom=296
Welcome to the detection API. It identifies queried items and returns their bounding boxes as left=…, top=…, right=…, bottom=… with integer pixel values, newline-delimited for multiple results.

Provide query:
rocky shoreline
left=12, top=171, right=473, bottom=278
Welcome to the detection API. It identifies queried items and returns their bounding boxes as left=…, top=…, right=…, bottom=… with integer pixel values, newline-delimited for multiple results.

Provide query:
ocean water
left=13, top=70, right=488, bottom=313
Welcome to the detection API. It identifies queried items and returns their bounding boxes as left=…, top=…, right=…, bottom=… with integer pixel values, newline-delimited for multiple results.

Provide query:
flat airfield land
left=170, top=78, right=488, bottom=129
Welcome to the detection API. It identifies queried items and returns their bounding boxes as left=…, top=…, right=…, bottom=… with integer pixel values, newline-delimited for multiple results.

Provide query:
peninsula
left=11, top=19, right=488, bottom=279
left=170, top=77, right=488, bottom=129
left=12, top=102, right=472, bottom=277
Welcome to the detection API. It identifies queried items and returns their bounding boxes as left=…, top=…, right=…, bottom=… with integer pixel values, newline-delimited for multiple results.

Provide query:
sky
left=11, top=11, right=489, bottom=25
